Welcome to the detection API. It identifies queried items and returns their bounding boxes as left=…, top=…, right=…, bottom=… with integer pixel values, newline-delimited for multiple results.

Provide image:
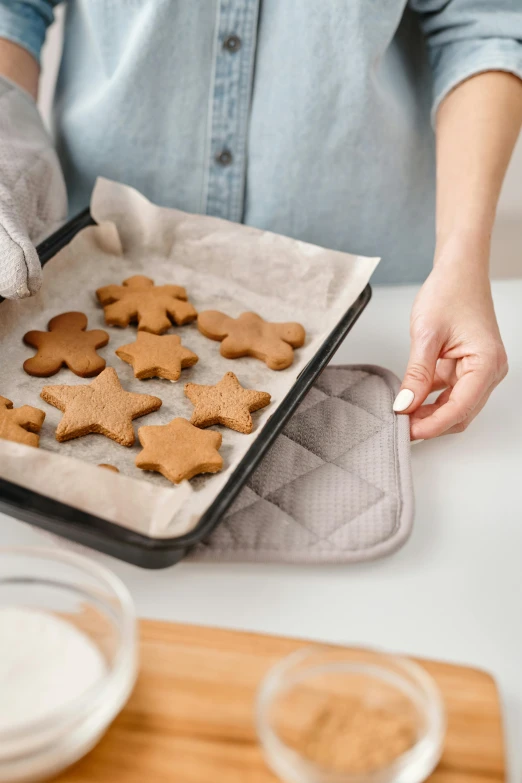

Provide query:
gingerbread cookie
left=41, top=367, right=162, bottom=446
left=0, top=396, right=45, bottom=448
left=96, top=275, right=197, bottom=334
left=116, top=332, right=198, bottom=381
left=136, top=417, right=223, bottom=484
left=185, top=372, right=271, bottom=434
left=197, top=311, right=305, bottom=370
left=98, top=464, right=120, bottom=473
left=23, top=312, right=109, bottom=377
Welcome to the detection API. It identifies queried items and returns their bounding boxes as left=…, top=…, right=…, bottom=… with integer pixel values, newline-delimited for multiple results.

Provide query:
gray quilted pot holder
left=188, top=365, right=413, bottom=564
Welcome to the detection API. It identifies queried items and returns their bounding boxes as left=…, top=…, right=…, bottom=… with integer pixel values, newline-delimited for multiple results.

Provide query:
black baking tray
left=0, top=211, right=372, bottom=568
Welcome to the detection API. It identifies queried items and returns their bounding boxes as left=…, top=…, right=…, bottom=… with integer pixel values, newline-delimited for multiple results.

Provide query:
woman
left=0, top=1, right=521, bottom=439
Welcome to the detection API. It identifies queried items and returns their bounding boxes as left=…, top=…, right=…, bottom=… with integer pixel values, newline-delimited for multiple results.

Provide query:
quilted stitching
left=188, top=365, right=413, bottom=563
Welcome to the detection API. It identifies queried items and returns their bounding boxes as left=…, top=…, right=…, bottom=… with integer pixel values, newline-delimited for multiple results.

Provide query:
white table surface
left=2, top=279, right=521, bottom=779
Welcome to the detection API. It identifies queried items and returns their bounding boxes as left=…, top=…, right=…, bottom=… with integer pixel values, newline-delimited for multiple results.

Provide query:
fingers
left=409, top=345, right=508, bottom=440
left=409, top=388, right=452, bottom=423
left=432, top=358, right=457, bottom=391
left=409, top=366, right=495, bottom=440
left=394, top=329, right=441, bottom=414
left=443, top=394, right=490, bottom=436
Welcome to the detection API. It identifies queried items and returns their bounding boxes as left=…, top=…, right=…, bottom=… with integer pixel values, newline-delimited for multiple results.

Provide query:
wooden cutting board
left=57, top=620, right=505, bottom=782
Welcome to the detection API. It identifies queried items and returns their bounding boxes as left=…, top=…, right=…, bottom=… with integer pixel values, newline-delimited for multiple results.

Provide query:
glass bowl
left=0, top=546, right=137, bottom=783
left=256, top=647, right=445, bottom=783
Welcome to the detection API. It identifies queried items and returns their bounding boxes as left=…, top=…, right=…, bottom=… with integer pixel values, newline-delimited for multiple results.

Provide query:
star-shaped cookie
left=197, top=311, right=305, bottom=370
left=96, top=275, right=197, bottom=334
left=115, top=332, right=198, bottom=381
left=185, top=372, right=271, bottom=433
left=136, top=417, right=223, bottom=484
left=23, top=312, right=109, bottom=377
left=0, top=396, right=45, bottom=448
left=40, top=367, right=162, bottom=446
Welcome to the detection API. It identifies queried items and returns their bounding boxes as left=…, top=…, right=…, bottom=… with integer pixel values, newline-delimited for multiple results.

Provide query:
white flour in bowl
left=0, top=606, right=107, bottom=732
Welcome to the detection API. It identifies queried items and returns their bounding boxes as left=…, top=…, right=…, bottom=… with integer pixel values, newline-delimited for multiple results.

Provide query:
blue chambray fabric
left=1, top=0, right=521, bottom=284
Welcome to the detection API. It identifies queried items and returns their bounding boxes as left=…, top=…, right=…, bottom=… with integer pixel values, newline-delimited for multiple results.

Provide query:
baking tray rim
left=0, top=210, right=372, bottom=561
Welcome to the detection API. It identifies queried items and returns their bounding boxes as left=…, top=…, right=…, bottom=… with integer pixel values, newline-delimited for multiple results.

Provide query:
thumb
left=394, top=331, right=441, bottom=414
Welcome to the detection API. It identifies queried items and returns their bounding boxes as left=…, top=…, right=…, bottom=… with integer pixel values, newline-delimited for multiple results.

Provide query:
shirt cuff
left=430, top=37, right=522, bottom=124
left=0, top=2, right=54, bottom=64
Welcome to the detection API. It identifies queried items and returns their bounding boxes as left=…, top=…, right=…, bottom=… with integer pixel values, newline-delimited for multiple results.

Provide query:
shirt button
left=216, top=149, right=233, bottom=166
left=223, top=34, right=241, bottom=52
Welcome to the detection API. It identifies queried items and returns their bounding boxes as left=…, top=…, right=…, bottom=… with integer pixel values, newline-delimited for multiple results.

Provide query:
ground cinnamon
left=275, top=686, right=417, bottom=773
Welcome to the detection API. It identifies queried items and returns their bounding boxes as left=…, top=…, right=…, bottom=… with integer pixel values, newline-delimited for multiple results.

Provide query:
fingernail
left=393, top=389, right=415, bottom=412
left=411, top=439, right=425, bottom=446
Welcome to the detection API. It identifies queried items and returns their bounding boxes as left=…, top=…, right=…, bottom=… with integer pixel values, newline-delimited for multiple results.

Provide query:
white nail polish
left=393, top=388, right=415, bottom=412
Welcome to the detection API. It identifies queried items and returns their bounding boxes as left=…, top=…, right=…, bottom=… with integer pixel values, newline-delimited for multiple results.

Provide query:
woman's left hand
left=393, top=239, right=508, bottom=440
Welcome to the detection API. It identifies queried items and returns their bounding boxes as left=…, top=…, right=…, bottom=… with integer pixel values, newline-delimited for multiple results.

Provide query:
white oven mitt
left=0, top=76, right=67, bottom=299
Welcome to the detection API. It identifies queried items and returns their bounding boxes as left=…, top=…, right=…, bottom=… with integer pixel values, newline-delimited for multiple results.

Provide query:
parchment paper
left=0, top=178, right=379, bottom=539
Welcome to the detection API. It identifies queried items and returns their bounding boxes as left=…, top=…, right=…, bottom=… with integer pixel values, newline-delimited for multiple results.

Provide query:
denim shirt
left=1, top=1, right=521, bottom=284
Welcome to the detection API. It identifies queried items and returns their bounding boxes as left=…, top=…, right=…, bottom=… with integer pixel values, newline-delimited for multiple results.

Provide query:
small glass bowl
left=256, top=647, right=445, bottom=783
left=0, top=547, right=137, bottom=783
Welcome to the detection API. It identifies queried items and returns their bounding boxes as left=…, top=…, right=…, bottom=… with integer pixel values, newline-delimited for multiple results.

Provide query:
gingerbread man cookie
left=0, top=396, right=45, bottom=448
left=136, top=417, right=223, bottom=484
left=197, top=311, right=305, bottom=370
left=23, top=313, right=109, bottom=377
left=185, top=372, right=271, bottom=433
left=41, top=367, right=162, bottom=446
left=116, top=332, right=198, bottom=381
left=96, top=275, right=197, bottom=334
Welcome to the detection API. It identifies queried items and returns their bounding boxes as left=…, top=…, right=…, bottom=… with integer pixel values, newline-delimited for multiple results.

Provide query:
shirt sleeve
left=0, top=1, right=60, bottom=63
left=409, top=0, right=522, bottom=121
